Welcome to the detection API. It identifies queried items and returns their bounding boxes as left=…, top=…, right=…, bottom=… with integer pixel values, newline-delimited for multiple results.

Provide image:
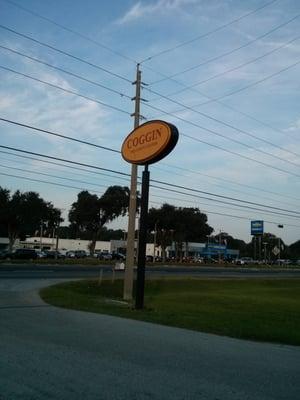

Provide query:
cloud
left=116, top=0, right=197, bottom=25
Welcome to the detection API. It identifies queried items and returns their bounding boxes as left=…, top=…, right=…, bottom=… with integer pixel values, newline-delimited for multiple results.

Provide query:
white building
left=20, top=236, right=161, bottom=257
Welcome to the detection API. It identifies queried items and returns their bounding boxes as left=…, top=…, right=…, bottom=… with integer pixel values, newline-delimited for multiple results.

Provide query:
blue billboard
left=251, top=220, right=264, bottom=235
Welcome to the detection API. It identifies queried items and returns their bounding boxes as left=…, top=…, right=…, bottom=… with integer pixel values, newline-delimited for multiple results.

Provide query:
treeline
left=0, top=186, right=299, bottom=258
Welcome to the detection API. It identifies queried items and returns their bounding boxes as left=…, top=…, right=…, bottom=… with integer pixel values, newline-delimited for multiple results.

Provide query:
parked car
left=35, top=250, right=47, bottom=259
left=12, top=248, right=38, bottom=260
left=96, top=252, right=113, bottom=260
left=111, top=252, right=126, bottom=261
left=44, top=250, right=65, bottom=259
left=0, top=250, right=12, bottom=259
left=66, top=250, right=87, bottom=258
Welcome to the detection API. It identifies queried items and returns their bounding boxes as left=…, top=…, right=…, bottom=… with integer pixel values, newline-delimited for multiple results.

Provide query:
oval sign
left=121, top=120, right=179, bottom=165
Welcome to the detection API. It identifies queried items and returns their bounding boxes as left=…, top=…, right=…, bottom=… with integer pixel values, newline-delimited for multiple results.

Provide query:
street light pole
left=263, top=242, right=268, bottom=264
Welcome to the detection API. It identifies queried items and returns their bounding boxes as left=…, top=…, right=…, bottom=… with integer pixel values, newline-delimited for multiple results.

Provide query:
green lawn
left=40, top=278, right=300, bottom=345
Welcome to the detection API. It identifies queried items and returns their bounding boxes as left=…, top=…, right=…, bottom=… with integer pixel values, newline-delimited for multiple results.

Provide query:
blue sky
left=0, top=0, right=299, bottom=244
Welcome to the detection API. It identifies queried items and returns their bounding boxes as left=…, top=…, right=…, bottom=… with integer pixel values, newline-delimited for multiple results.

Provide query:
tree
left=289, top=240, right=300, bottom=259
left=172, top=207, right=213, bottom=260
left=0, top=187, right=62, bottom=251
left=148, top=203, right=213, bottom=262
left=148, top=204, right=177, bottom=261
left=68, top=186, right=130, bottom=254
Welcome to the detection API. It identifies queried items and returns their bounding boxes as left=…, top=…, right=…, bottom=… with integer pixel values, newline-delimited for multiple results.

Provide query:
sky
left=0, top=0, right=299, bottom=245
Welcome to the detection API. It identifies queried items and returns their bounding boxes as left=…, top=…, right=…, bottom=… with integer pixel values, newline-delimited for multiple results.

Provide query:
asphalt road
left=0, top=276, right=299, bottom=399
left=1, top=262, right=300, bottom=279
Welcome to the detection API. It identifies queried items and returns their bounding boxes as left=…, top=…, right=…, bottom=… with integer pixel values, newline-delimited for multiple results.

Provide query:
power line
left=143, top=86, right=300, bottom=162
left=3, top=145, right=298, bottom=215
left=0, top=44, right=132, bottom=100
left=148, top=198, right=300, bottom=229
left=139, top=0, right=279, bottom=63
left=160, top=33, right=300, bottom=94
left=150, top=12, right=300, bottom=84
left=193, top=58, right=300, bottom=107
left=153, top=165, right=300, bottom=209
left=141, top=101, right=300, bottom=178
left=3, top=169, right=299, bottom=228
left=0, top=171, right=106, bottom=194
left=1, top=0, right=138, bottom=64
left=150, top=183, right=300, bottom=219
left=0, top=24, right=132, bottom=84
left=1, top=148, right=297, bottom=212
left=2, top=117, right=299, bottom=208
left=0, top=65, right=132, bottom=116
left=143, top=64, right=300, bottom=146
left=0, top=117, right=120, bottom=153
left=149, top=192, right=300, bottom=222
left=1, top=161, right=299, bottom=220
left=0, top=150, right=132, bottom=184
left=3, top=1, right=295, bottom=148
left=159, top=162, right=300, bottom=202
left=0, top=163, right=116, bottom=189
left=150, top=179, right=300, bottom=216
left=5, top=64, right=300, bottom=175
left=1, top=144, right=299, bottom=216
left=0, top=145, right=131, bottom=177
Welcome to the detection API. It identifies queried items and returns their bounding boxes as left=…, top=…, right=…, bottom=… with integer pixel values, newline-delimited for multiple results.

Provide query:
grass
left=40, top=278, right=300, bottom=345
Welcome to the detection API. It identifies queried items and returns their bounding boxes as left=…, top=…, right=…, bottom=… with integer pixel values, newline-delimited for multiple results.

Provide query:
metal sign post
left=135, top=164, right=149, bottom=309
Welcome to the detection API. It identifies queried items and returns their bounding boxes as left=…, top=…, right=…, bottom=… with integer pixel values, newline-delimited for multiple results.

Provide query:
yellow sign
left=121, top=120, right=178, bottom=165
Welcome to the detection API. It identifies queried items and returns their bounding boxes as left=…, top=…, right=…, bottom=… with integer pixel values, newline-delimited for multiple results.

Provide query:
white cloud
left=116, top=0, right=197, bottom=24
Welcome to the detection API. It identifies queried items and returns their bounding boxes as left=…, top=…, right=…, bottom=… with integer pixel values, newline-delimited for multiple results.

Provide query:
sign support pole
left=135, top=164, right=150, bottom=310
left=123, top=64, right=141, bottom=301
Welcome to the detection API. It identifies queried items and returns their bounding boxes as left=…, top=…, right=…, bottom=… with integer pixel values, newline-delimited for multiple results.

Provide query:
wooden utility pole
left=123, top=64, right=141, bottom=301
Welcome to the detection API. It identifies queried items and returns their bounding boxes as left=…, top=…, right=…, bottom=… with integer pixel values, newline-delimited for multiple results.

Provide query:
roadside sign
left=272, top=246, right=280, bottom=256
left=251, top=220, right=264, bottom=235
left=121, top=120, right=178, bottom=165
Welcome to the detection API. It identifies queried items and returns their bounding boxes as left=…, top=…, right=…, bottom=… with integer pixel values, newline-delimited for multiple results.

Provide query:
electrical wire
left=0, top=65, right=132, bottom=116
left=143, top=61, right=300, bottom=145
left=1, top=168, right=300, bottom=223
left=152, top=165, right=300, bottom=209
left=0, top=150, right=132, bottom=183
left=1, top=144, right=299, bottom=216
left=0, top=44, right=132, bottom=99
left=0, top=117, right=120, bottom=153
left=143, top=86, right=300, bottom=162
left=2, top=147, right=298, bottom=215
left=3, top=0, right=296, bottom=146
left=0, top=163, right=115, bottom=189
left=155, top=32, right=300, bottom=95
left=150, top=183, right=300, bottom=219
left=1, top=148, right=298, bottom=212
left=1, top=0, right=138, bottom=64
left=0, top=144, right=131, bottom=177
left=1, top=117, right=299, bottom=206
left=150, top=12, right=300, bottom=84
left=3, top=65, right=299, bottom=176
left=148, top=199, right=300, bottom=229
left=0, top=160, right=298, bottom=219
left=150, top=179, right=300, bottom=216
left=0, top=24, right=132, bottom=84
left=159, top=162, right=300, bottom=202
left=192, top=58, right=300, bottom=107
left=139, top=0, right=279, bottom=63
left=141, top=101, right=300, bottom=178
left=0, top=171, right=106, bottom=194
left=149, top=192, right=300, bottom=222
